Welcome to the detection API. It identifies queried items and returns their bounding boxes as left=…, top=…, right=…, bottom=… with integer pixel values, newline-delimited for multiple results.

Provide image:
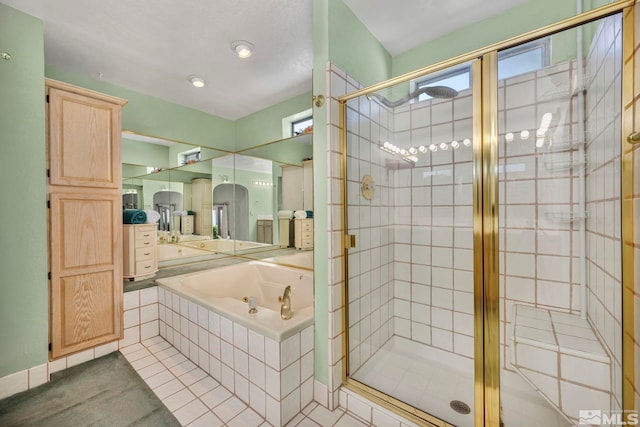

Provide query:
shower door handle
left=627, top=131, right=640, bottom=144
left=345, top=234, right=356, bottom=249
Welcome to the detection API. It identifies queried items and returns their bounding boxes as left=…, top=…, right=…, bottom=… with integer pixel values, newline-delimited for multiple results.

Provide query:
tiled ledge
left=510, top=304, right=614, bottom=424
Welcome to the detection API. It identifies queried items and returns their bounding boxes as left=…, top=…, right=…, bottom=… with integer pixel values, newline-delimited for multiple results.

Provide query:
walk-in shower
left=339, top=6, right=634, bottom=426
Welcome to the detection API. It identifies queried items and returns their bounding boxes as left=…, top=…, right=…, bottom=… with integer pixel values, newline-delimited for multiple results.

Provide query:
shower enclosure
left=340, top=5, right=635, bottom=426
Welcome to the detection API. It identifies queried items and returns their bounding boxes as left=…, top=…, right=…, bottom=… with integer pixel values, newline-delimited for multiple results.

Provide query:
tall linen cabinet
left=46, top=79, right=127, bottom=359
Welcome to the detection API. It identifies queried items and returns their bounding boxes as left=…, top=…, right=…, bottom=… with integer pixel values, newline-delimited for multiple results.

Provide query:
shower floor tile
left=350, top=335, right=569, bottom=427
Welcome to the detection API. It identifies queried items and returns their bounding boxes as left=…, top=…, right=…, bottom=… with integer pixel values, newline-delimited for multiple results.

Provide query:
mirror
left=122, top=131, right=314, bottom=270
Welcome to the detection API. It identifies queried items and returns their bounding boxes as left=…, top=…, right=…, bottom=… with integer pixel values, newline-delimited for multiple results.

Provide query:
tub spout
left=280, top=285, right=293, bottom=320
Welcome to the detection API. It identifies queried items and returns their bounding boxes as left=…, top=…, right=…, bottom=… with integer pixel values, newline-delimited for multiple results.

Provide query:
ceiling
left=3, top=0, right=526, bottom=120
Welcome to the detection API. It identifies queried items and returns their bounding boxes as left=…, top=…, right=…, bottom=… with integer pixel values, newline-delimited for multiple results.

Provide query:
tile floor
left=122, top=336, right=373, bottom=426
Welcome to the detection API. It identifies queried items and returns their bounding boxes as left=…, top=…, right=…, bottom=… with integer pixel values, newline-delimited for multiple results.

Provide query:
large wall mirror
left=122, top=131, right=313, bottom=270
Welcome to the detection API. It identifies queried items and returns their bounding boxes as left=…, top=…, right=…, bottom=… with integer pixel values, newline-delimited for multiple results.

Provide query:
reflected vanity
left=121, top=131, right=314, bottom=272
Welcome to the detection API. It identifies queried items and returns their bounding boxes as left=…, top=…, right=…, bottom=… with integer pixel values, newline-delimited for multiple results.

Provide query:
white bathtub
left=156, top=260, right=314, bottom=341
left=262, top=251, right=313, bottom=269
left=180, top=238, right=272, bottom=252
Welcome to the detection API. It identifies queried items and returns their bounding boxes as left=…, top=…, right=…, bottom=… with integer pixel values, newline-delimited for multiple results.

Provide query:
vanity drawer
left=300, top=222, right=313, bottom=232
left=299, top=232, right=313, bottom=241
left=135, top=247, right=155, bottom=261
left=135, top=229, right=155, bottom=240
left=136, top=260, right=156, bottom=274
left=135, top=236, right=155, bottom=248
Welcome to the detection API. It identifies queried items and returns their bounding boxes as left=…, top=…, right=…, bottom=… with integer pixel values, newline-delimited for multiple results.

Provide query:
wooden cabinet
left=123, top=224, right=158, bottom=281
left=46, top=79, right=127, bottom=359
left=257, top=219, right=273, bottom=244
left=192, top=178, right=212, bottom=237
left=180, top=215, right=194, bottom=235
left=294, top=218, right=313, bottom=250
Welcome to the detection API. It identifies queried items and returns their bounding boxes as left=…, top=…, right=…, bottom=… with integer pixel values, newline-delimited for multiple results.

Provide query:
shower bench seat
left=510, top=304, right=614, bottom=425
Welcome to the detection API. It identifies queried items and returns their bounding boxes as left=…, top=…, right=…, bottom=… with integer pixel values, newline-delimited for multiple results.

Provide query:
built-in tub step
left=510, top=304, right=613, bottom=425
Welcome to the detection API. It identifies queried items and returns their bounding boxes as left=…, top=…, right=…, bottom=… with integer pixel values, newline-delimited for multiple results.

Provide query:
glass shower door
left=497, top=14, right=624, bottom=426
left=345, top=61, right=478, bottom=427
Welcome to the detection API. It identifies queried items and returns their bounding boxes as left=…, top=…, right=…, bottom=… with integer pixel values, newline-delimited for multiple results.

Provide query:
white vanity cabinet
left=180, top=215, right=194, bottom=235
left=294, top=218, right=313, bottom=250
left=123, top=224, right=158, bottom=281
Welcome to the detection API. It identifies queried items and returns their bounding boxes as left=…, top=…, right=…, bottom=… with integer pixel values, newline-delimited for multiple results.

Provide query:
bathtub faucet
left=280, top=286, right=293, bottom=320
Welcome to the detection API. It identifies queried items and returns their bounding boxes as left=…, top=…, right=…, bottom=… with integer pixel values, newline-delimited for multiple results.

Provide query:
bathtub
left=156, top=260, right=315, bottom=424
left=262, top=250, right=314, bottom=270
left=180, top=238, right=272, bottom=253
left=156, top=260, right=314, bottom=341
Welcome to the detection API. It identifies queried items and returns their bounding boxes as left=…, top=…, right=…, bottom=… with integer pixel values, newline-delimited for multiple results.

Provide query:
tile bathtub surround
left=157, top=287, right=314, bottom=426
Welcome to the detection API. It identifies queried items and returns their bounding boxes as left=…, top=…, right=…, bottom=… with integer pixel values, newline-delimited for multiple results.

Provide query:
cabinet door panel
left=48, top=88, right=121, bottom=189
left=49, top=192, right=122, bottom=358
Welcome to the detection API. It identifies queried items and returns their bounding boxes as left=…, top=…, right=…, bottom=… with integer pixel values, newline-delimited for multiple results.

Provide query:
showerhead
left=423, top=85, right=459, bottom=99
left=368, top=85, right=459, bottom=108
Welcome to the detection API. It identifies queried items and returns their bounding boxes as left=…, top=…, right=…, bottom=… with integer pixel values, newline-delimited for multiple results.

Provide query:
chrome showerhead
left=368, top=85, right=458, bottom=108
left=423, top=85, right=459, bottom=99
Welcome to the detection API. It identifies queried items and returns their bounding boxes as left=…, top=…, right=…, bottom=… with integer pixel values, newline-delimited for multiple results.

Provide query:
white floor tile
left=170, top=359, right=197, bottom=377
left=162, top=352, right=189, bottom=369
left=123, top=347, right=151, bottom=363
left=227, top=407, right=263, bottom=427
left=142, top=336, right=166, bottom=347
left=145, top=369, right=175, bottom=389
left=162, top=388, right=196, bottom=412
left=138, top=362, right=166, bottom=379
left=212, top=395, right=247, bottom=422
left=130, top=355, right=157, bottom=371
left=188, top=376, right=219, bottom=397
left=119, top=343, right=145, bottom=355
left=308, top=404, right=345, bottom=426
left=173, top=399, right=209, bottom=426
left=200, top=387, right=232, bottom=409
left=154, top=378, right=186, bottom=400
left=187, top=411, right=224, bottom=427
left=334, top=413, right=369, bottom=427
left=179, top=367, right=208, bottom=386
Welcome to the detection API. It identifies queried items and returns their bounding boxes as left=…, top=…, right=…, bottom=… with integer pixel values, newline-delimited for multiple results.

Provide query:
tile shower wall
left=343, top=90, right=395, bottom=375
left=498, top=57, right=582, bottom=375
left=584, top=14, right=623, bottom=409
left=390, top=92, right=476, bottom=361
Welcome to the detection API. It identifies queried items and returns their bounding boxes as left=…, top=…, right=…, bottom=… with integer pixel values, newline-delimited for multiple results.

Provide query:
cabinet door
left=48, top=87, right=121, bottom=189
left=49, top=191, right=123, bottom=358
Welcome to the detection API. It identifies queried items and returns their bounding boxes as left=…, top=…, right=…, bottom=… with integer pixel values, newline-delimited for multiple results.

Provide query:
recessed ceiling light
left=187, top=75, right=206, bottom=88
left=231, top=40, right=255, bottom=59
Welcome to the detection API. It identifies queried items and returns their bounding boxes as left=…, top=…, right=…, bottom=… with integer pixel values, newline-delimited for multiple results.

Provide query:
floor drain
left=450, top=400, right=471, bottom=415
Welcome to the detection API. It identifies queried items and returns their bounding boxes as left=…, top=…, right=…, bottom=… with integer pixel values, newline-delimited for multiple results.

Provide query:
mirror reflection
left=122, top=131, right=314, bottom=270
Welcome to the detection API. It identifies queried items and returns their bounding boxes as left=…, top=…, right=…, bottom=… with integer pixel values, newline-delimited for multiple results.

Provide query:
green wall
left=234, top=92, right=313, bottom=151
left=0, top=4, right=48, bottom=378
left=392, top=0, right=584, bottom=77
left=45, top=66, right=236, bottom=152
left=328, top=0, right=392, bottom=88
left=122, top=138, right=170, bottom=168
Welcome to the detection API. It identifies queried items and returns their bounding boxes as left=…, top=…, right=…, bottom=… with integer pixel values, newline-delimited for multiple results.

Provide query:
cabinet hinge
left=48, top=272, right=51, bottom=280
left=47, top=169, right=50, bottom=178
left=48, top=342, right=52, bottom=351
left=47, top=200, right=51, bottom=209
left=46, top=94, right=49, bottom=103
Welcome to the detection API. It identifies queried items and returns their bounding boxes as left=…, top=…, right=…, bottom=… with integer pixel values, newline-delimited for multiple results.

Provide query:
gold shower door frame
left=338, top=1, right=637, bottom=426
